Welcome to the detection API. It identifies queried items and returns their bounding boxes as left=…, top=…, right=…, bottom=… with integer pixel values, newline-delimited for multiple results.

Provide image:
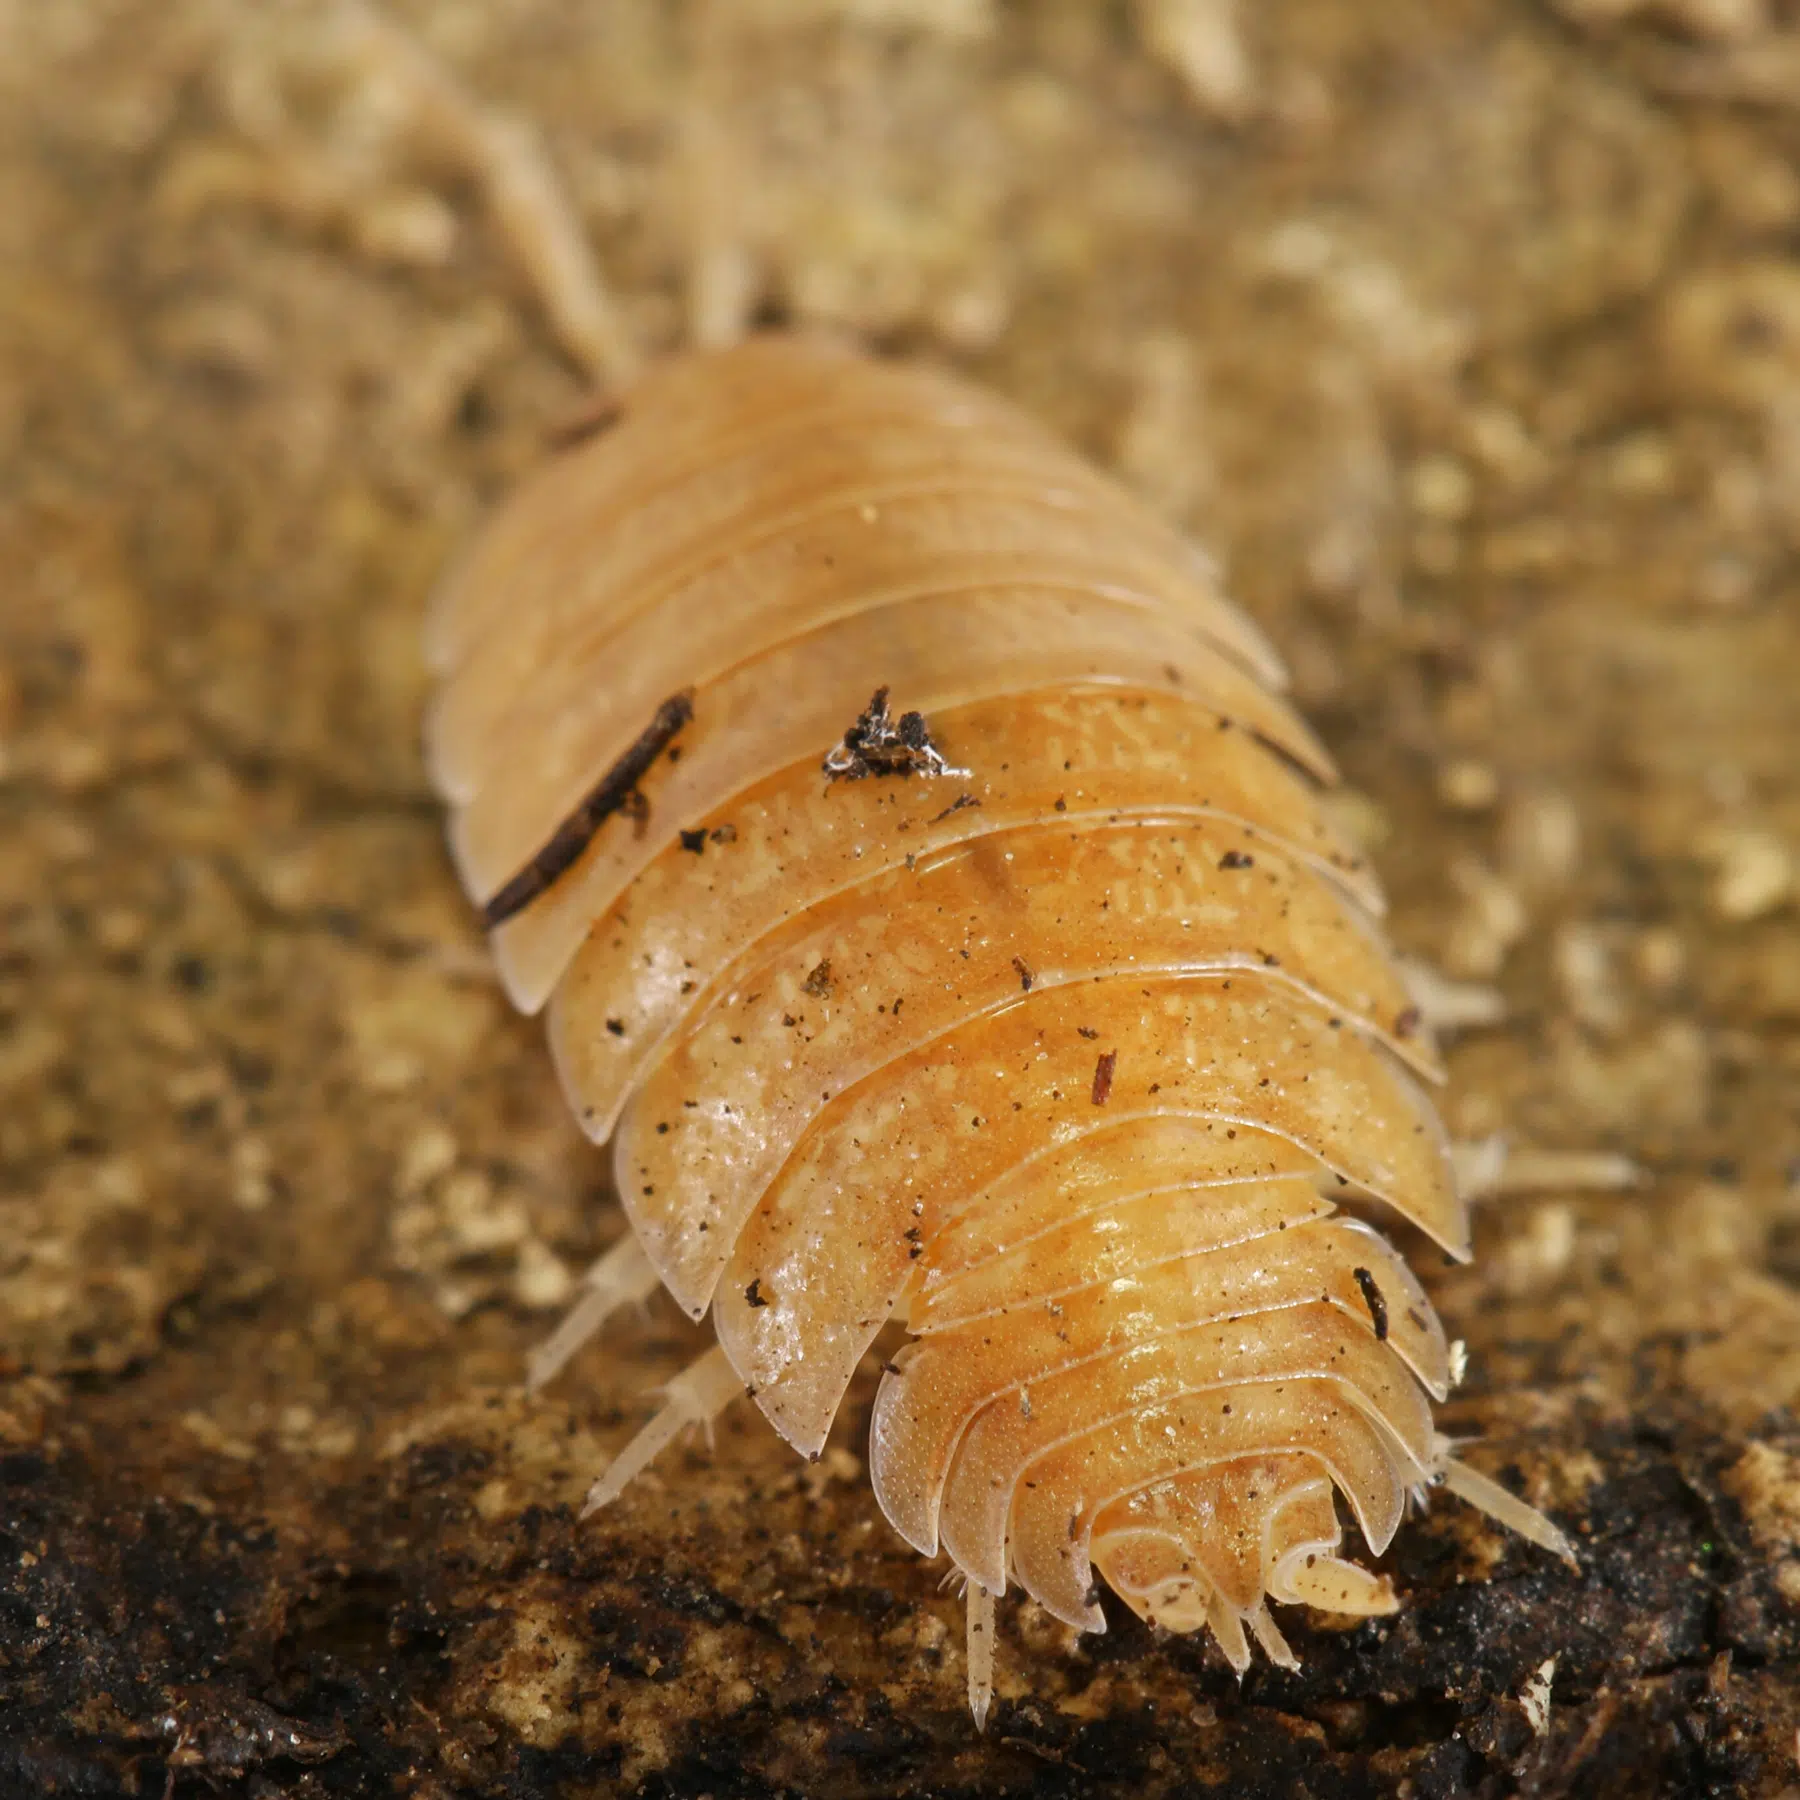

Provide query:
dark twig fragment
left=479, top=690, right=694, bottom=929
left=1353, top=1266, right=1389, bottom=1341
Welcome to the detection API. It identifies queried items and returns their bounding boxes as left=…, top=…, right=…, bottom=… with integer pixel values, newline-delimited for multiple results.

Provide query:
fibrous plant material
left=424, top=335, right=1575, bottom=1719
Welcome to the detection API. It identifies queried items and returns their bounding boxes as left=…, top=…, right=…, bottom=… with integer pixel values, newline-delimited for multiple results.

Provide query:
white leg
left=581, top=1343, right=742, bottom=1516
left=527, top=1235, right=662, bottom=1393
left=965, top=1579, right=996, bottom=1733
left=1245, top=1602, right=1299, bottom=1671
left=1205, top=1588, right=1252, bottom=1675
left=1398, top=955, right=1506, bottom=1036
left=1453, top=1138, right=1645, bottom=1203
left=1435, top=1440, right=1579, bottom=1568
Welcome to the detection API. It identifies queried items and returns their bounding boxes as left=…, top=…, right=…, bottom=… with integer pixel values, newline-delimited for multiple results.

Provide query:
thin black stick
left=478, top=690, right=694, bottom=930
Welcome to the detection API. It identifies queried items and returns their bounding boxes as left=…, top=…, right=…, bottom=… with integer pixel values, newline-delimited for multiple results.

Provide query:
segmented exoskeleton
left=425, top=335, right=1573, bottom=1723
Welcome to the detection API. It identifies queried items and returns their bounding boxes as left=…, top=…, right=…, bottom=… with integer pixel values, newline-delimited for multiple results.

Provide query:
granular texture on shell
left=425, top=336, right=1574, bottom=1719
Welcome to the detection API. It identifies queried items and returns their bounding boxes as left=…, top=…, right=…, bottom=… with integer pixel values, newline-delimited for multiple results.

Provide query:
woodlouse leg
left=1206, top=1592, right=1252, bottom=1674
left=965, top=1579, right=996, bottom=1734
left=1245, top=1603, right=1299, bottom=1672
left=580, top=1343, right=742, bottom=1517
left=1396, top=955, right=1505, bottom=1041
left=1450, top=1135, right=1510, bottom=1204
left=1451, top=1137, right=1646, bottom=1204
left=1434, top=1440, right=1579, bottom=1568
left=526, top=1234, right=662, bottom=1393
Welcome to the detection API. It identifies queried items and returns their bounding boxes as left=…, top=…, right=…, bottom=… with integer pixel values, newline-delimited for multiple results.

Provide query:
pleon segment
left=714, top=1112, right=1324, bottom=1459
left=914, top=1203, right=1452, bottom=1402
left=911, top=1116, right=1335, bottom=1304
left=935, top=1310, right=1433, bottom=1589
left=1091, top=1460, right=1399, bottom=1670
left=1005, top=1383, right=1407, bottom=1629
left=1095, top=1458, right=1334, bottom=1618
left=869, top=1226, right=1438, bottom=1558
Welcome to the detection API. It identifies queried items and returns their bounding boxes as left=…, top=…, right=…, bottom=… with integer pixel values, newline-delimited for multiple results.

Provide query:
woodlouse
left=424, top=334, right=1574, bottom=1723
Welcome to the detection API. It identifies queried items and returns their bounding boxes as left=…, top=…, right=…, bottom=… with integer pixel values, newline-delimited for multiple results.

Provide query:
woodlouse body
left=425, top=336, right=1570, bottom=1715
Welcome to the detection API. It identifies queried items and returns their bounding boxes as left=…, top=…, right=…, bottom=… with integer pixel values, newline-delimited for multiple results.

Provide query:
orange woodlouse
left=424, top=333, right=1574, bottom=1723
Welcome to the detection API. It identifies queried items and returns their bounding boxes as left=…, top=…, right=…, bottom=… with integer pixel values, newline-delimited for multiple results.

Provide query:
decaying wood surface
left=3, top=2, right=1800, bottom=1795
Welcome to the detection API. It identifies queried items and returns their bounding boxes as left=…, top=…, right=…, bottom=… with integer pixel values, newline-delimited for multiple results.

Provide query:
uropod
left=425, top=335, right=1576, bottom=1724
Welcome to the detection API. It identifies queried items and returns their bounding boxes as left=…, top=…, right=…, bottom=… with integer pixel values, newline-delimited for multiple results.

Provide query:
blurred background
left=3, top=2, right=1800, bottom=1794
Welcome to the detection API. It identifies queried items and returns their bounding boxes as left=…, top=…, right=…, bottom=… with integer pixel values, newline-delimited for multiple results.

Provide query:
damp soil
left=4, top=3, right=1800, bottom=1796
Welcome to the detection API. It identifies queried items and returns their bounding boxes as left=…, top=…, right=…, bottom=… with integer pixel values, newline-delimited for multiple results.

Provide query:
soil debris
left=822, top=687, right=969, bottom=782
left=1352, top=1266, right=1389, bottom=1341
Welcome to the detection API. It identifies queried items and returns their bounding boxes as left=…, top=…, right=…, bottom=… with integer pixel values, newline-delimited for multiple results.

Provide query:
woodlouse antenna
left=527, top=1235, right=662, bottom=1393
left=580, top=1345, right=741, bottom=1518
